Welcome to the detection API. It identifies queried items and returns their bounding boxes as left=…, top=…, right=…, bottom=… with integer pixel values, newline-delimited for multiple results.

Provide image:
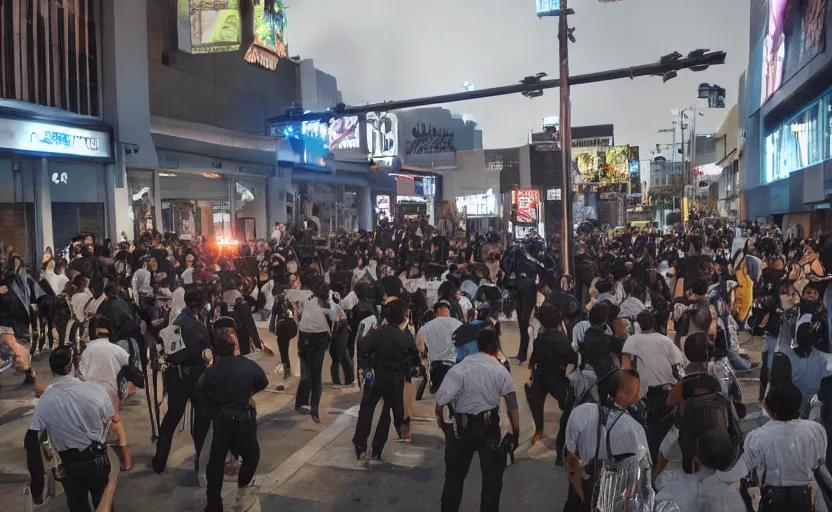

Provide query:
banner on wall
left=245, top=0, right=288, bottom=70
left=512, top=189, right=539, bottom=223
left=177, top=0, right=241, bottom=55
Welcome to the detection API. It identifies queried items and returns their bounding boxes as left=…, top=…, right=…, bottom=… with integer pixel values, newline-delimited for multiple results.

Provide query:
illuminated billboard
left=574, top=146, right=630, bottom=183
left=177, top=0, right=241, bottom=54
left=762, top=0, right=828, bottom=104
left=244, top=0, right=288, bottom=70
left=512, top=189, right=539, bottom=223
left=456, top=189, right=497, bottom=217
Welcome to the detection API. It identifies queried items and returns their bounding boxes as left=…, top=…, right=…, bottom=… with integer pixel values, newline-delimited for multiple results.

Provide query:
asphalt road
left=0, top=321, right=763, bottom=511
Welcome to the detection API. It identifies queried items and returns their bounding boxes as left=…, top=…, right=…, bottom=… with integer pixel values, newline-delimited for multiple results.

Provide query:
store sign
left=397, top=195, right=428, bottom=203
left=239, top=166, right=271, bottom=177
left=376, top=195, right=391, bottom=217
left=366, top=112, right=398, bottom=163
left=0, top=118, right=112, bottom=159
left=546, top=188, right=561, bottom=201
left=456, top=189, right=496, bottom=217
left=512, top=189, right=539, bottom=223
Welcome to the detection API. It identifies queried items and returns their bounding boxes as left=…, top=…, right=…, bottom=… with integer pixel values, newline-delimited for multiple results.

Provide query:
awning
left=715, top=149, right=738, bottom=169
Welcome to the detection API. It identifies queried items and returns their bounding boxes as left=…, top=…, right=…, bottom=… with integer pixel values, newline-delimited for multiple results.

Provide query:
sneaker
left=295, top=406, right=310, bottom=416
left=234, top=481, right=261, bottom=512
left=532, top=432, right=544, bottom=445
left=356, top=450, right=369, bottom=469
left=398, top=422, right=412, bottom=443
left=369, top=454, right=383, bottom=466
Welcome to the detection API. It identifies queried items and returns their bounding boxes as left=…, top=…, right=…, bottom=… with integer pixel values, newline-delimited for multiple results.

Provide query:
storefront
left=0, top=103, right=114, bottom=266
left=392, top=171, right=439, bottom=225
left=456, top=188, right=499, bottom=232
left=127, top=149, right=270, bottom=242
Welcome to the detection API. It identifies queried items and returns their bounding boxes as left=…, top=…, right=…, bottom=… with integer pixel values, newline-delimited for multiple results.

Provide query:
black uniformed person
left=199, top=327, right=269, bottom=512
left=151, top=289, right=213, bottom=475
left=353, top=299, right=419, bottom=464
left=435, top=329, right=520, bottom=512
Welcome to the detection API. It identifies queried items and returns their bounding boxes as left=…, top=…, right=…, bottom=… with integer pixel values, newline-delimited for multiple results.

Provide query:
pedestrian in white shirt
left=131, top=255, right=153, bottom=302
left=655, top=429, right=746, bottom=512
left=416, top=301, right=462, bottom=393
left=743, top=384, right=827, bottom=511
left=66, top=275, right=92, bottom=346
left=78, top=316, right=132, bottom=471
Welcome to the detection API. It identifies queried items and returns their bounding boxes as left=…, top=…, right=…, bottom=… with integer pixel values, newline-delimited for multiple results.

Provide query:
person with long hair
left=296, top=281, right=341, bottom=423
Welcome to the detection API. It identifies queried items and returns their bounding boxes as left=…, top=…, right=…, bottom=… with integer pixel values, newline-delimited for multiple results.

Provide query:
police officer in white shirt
left=434, top=329, right=519, bottom=512
left=563, top=368, right=647, bottom=511
left=25, top=346, right=114, bottom=511
left=743, top=384, right=827, bottom=511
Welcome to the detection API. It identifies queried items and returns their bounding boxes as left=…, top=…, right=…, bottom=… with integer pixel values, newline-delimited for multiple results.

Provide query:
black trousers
left=275, top=320, right=297, bottom=368
left=525, top=374, right=567, bottom=434
left=205, top=411, right=260, bottom=512
left=329, top=328, right=355, bottom=385
left=352, top=375, right=405, bottom=455
left=441, top=418, right=505, bottom=512
left=759, top=485, right=813, bottom=512
left=152, top=363, right=211, bottom=473
left=517, top=312, right=532, bottom=362
left=644, top=386, right=673, bottom=465
left=59, top=447, right=111, bottom=512
left=429, top=361, right=454, bottom=395
left=295, top=332, right=329, bottom=413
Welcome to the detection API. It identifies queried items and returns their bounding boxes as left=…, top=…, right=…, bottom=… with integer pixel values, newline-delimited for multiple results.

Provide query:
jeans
left=352, top=374, right=405, bottom=456
left=441, top=417, right=505, bottom=512
left=728, top=346, right=752, bottom=371
left=205, top=412, right=260, bottom=512
left=295, top=332, right=329, bottom=413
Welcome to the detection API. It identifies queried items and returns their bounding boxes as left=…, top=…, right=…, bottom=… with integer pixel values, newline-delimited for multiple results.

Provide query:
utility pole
left=558, top=0, right=574, bottom=275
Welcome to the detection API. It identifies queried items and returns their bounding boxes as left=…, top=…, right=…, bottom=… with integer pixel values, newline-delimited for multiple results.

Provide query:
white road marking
left=254, top=405, right=359, bottom=496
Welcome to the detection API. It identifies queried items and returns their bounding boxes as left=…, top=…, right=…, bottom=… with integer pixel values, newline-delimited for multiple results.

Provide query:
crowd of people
left=4, top=210, right=832, bottom=511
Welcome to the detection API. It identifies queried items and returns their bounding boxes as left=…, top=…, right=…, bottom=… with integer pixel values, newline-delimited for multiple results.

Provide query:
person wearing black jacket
left=514, top=262, right=539, bottom=363
left=199, top=328, right=269, bottom=512
left=151, top=289, right=213, bottom=475
left=353, top=299, right=418, bottom=464
left=525, top=304, right=578, bottom=444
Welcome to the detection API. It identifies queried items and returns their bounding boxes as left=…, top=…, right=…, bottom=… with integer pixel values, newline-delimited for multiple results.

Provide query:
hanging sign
left=245, top=0, right=288, bottom=70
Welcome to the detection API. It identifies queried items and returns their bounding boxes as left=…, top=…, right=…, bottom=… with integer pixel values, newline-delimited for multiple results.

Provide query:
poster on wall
left=762, top=0, right=828, bottom=104
left=512, top=189, right=539, bottom=223
left=367, top=113, right=399, bottom=164
left=574, top=146, right=630, bottom=183
left=177, top=0, right=241, bottom=54
left=245, top=0, right=288, bottom=70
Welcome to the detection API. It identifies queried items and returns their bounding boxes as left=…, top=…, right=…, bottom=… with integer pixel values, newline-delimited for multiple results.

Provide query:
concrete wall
left=146, top=3, right=299, bottom=136
left=396, top=107, right=483, bottom=156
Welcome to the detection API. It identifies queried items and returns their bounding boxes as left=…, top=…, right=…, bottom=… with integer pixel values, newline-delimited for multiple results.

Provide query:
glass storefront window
left=765, top=89, right=831, bottom=183
left=128, top=170, right=156, bottom=239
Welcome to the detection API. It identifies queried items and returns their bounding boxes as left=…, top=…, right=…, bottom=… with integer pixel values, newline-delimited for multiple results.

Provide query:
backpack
left=677, top=373, right=742, bottom=473
left=452, top=320, right=488, bottom=363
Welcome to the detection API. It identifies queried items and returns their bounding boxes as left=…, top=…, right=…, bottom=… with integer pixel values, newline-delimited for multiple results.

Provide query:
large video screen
left=178, top=0, right=241, bottom=54
left=762, top=0, right=828, bottom=104
left=574, top=146, right=630, bottom=184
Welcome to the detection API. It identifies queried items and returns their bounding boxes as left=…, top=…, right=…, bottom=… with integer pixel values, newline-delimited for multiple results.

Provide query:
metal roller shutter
left=0, top=203, right=36, bottom=269
left=51, top=202, right=105, bottom=256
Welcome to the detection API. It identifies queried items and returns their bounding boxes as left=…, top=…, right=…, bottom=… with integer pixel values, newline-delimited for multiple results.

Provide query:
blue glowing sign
left=0, top=118, right=111, bottom=159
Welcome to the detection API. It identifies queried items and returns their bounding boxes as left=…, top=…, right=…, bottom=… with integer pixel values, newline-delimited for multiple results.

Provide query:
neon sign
left=0, top=118, right=112, bottom=159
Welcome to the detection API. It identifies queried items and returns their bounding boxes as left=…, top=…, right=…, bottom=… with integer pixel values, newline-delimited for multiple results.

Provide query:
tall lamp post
left=537, top=0, right=622, bottom=275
